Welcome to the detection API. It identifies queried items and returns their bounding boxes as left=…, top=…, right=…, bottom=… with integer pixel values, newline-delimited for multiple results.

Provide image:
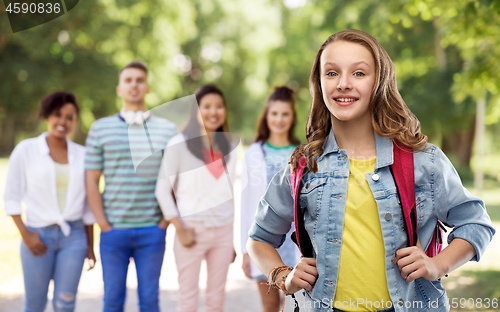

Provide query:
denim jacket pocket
left=395, top=190, right=428, bottom=236
left=299, top=177, right=328, bottom=219
left=415, top=192, right=429, bottom=227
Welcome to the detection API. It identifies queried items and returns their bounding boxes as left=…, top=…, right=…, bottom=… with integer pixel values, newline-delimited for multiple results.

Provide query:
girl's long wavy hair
left=291, top=29, right=428, bottom=173
left=254, top=86, right=301, bottom=146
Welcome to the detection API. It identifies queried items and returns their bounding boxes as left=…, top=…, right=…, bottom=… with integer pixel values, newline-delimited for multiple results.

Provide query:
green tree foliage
left=0, top=0, right=499, bottom=170
left=0, top=0, right=197, bottom=151
left=266, top=0, right=499, bottom=166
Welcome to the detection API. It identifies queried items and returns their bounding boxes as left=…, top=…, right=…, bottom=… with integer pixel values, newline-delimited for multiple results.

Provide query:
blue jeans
left=100, top=225, right=166, bottom=312
left=21, top=220, right=88, bottom=312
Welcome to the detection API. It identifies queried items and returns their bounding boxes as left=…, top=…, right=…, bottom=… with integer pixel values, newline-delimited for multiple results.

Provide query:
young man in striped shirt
left=85, top=61, right=176, bottom=312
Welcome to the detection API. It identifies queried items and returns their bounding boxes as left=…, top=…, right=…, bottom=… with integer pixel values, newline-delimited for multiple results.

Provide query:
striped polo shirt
left=85, top=114, right=177, bottom=228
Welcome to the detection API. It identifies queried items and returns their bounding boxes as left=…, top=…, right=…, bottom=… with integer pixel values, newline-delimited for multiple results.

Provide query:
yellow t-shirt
left=332, top=157, right=392, bottom=311
left=54, top=162, right=70, bottom=214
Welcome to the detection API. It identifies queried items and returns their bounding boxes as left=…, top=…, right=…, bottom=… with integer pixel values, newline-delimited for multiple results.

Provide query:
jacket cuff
left=447, top=223, right=496, bottom=262
left=249, top=222, right=286, bottom=249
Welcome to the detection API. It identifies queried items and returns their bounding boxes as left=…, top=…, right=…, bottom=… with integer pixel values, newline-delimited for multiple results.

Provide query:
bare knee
left=55, top=292, right=75, bottom=310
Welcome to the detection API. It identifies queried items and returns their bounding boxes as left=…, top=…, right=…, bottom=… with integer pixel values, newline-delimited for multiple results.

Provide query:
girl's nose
left=337, top=76, right=352, bottom=91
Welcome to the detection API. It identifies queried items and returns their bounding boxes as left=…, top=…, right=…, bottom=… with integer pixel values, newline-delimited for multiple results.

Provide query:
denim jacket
left=249, top=129, right=495, bottom=312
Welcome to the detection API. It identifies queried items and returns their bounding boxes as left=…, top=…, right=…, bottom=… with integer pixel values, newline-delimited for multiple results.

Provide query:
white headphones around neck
left=120, top=109, right=151, bottom=125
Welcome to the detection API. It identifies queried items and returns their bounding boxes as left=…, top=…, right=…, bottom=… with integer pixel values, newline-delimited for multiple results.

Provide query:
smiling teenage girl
left=156, top=84, right=237, bottom=312
left=241, top=86, right=301, bottom=312
left=4, top=91, right=96, bottom=312
left=246, top=29, right=495, bottom=312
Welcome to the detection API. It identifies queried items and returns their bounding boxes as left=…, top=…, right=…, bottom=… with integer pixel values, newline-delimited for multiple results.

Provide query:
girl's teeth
left=336, top=98, right=357, bottom=102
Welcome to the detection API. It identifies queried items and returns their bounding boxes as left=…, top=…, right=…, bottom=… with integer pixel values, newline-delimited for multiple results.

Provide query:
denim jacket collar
left=320, top=127, right=394, bottom=170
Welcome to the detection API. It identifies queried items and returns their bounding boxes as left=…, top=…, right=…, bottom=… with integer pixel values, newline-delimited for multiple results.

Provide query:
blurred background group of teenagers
left=3, top=29, right=495, bottom=312
left=3, top=58, right=301, bottom=311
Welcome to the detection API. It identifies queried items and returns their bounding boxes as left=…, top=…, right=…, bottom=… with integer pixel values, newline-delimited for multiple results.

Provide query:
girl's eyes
left=270, top=111, right=290, bottom=116
left=201, top=104, right=224, bottom=109
left=326, top=71, right=365, bottom=77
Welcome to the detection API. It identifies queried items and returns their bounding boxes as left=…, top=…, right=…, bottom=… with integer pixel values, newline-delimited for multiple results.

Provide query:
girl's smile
left=333, top=95, right=359, bottom=107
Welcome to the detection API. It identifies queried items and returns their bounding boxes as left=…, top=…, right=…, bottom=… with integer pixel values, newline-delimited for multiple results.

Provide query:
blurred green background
left=0, top=0, right=500, bottom=176
left=1, top=0, right=500, bottom=310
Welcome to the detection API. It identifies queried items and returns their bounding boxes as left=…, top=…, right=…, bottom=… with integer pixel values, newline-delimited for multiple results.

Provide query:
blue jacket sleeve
left=433, top=146, right=495, bottom=262
left=248, top=165, right=295, bottom=249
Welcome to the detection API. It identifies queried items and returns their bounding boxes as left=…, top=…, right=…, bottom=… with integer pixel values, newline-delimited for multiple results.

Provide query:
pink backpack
left=290, top=141, right=446, bottom=258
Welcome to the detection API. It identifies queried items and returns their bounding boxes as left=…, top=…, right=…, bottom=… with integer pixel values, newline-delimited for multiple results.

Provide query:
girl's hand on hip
left=392, top=241, right=444, bottom=282
left=23, top=231, right=48, bottom=257
left=284, top=257, right=318, bottom=293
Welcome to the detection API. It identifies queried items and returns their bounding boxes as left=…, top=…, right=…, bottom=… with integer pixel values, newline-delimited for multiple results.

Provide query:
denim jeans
left=100, top=225, right=166, bottom=312
left=20, top=220, right=88, bottom=312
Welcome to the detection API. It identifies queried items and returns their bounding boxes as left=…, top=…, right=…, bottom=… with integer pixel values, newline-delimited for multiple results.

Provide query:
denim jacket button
left=306, top=183, right=310, bottom=189
left=385, top=212, right=392, bottom=221
left=372, top=173, right=380, bottom=181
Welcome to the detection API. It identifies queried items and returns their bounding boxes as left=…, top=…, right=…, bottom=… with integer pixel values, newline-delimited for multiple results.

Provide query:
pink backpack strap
left=392, top=141, right=446, bottom=257
left=290, top=155, right=313, bottom=257
left=392, top=141, right=418, bottom=247
left=427, top=220, right=447, bottom=257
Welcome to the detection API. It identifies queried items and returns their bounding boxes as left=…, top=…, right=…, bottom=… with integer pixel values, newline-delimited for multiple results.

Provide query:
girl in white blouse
left=156, top=84, right=238, bottom=312
left=4, top=91, right=95, bottom=312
